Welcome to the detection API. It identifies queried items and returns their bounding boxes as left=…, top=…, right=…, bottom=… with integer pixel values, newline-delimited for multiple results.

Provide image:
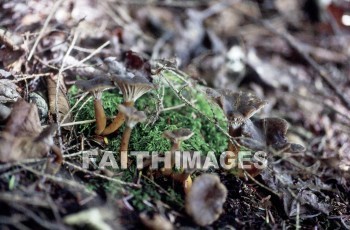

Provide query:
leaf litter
left=0, top=0, right=350, bottom=229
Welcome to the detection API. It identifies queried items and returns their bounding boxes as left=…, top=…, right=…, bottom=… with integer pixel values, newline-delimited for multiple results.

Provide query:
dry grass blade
left=27, top=0, right=65, bottom=61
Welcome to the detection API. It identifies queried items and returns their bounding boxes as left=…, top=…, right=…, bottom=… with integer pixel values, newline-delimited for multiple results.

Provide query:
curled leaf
left=47, top=74, right=71, bottom=123
left=5, top=99, right=42, bottom=136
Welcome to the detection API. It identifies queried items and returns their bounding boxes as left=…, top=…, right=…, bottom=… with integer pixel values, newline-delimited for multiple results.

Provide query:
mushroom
left=163, top=128, right=194, bottom=153
left=75, top=77, right=115, bottom=135
left=234, top=117, right=305, bottom=177
left=241, top=117, right=305, bottom=153
left=118, top=104, right=147, bottom=168
left=186, top=174, right=227, bottom=226
left=162, top=128, right=194, bottom=192
left=206, top=88, right=267, bottom=160
left=101, top=75, right=155, bottom=135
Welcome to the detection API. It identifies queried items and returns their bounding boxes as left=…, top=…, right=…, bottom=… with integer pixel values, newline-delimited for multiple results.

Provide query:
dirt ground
left=0, top=0, right=349, bottom=229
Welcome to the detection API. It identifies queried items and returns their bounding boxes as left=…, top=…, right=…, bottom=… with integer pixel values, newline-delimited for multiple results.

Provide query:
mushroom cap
left=118, top=104, right=147, bottom=128
left=112, top=75, right=155, bottom=102
left=239, top=119, right=266, bottom=150
left=185, top=174, right=227, bottom=226
left=75, top=77, right=115, bottom=98
left=163, top=128, right=194, bottom=143
left=206, top=88, right=267, bottom=126
left=241, top=117, right=305, bottom=152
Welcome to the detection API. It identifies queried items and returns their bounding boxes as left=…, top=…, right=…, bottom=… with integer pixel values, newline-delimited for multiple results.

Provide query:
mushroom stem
left=165, top=142, right=193, bottom=193
left=94, top=99, right=107, bottom=135
left=101, top=101, right=134, bottom=135
left=226, top=126, right=240, bottom=165
left=161, top=141, right=181, bottom=177
left=120, top=126, right=132, bottom=168
left=170, top=141, right=181, bottom=153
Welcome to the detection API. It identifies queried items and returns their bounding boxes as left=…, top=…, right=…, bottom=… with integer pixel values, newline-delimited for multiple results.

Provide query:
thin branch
left=64, top=161, right=140, bottom=188
left=20, top=164, right=97, bottom=196
left=27, top=0, right=64, bottom=61
left=11, top=73, right=52, bottom=82
left=60, top=92, right=89, bottom=125
left=55, top=31, right=80, bottom=150
left=62, top=41, right=110, bottom=71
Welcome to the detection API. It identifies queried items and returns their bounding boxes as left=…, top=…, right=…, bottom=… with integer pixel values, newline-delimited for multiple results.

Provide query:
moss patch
left=68, top=73, right=229, bottom=211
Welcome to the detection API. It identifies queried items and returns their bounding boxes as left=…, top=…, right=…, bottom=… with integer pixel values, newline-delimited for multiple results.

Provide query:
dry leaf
left=5, top=99, right=42, bottom=136
left=0, top=131, right=52, bottom=162
left=0, top=79, right=21, bottom=103
left=0, top=126, right=62, bottom=164
left=47, top=74, right=71, bottom=123
left=0, top=100, right=62, bottom=164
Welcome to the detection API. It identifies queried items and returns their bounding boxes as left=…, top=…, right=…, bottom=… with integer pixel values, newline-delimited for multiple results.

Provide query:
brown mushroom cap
left=185, top=174, right=227, bottom=226
left=163, top=128, right=194, bottom=144
left=75, top=77, right=115, bottom=98
left=241, top=117, right=305, bottom=152
left=206, top=88, right=267, bottom=127
left=118, top=104, right=147, bottom=128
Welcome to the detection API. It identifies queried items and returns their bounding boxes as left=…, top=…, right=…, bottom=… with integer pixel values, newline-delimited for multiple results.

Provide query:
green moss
left=68, top=71, right=229, bottom=211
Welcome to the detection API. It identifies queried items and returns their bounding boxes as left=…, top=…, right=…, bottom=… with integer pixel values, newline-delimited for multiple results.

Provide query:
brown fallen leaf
left=0, top=79, right=21, bottom=103
left=47, top=74, right=71, bottom=123
left=0, top=29, right=25, bottom=72
left=0, top=125, right=62, bottom=164
left=0, top=100, right=62, bottom=166
left=5, top=99, right=42, bottom=136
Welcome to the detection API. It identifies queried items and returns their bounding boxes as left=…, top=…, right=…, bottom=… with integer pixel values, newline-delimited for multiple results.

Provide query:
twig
left=60, top=92, right=89, bottom=125
left=62, top=41, right=110, bottom=71
left=20, top=164, right=97, bottom=196
left=0, top=158, right=46, bottom=171
left=55, top=31, right=80, bottom=151
left=33, top=55, right=60, bottom=70
left=109, top=0, right=212, bottom=7
left=161, top=100, right=197, bottom=112
left=58, top=118, right=108, bottom=127
left=10, top=203, right=60, bottom=230
left=0, top=192, right=50, bottom=208
left=27, top=0, right=64, bottom=61
left=11, top=73, right=52, bottom=82
left=296, top=202, right=300, bottom=230
left=64, top=161, right=140, bottom=188
left=72, top=94, right=93, bottom=122
left=244, top=171, right=282, bottom=198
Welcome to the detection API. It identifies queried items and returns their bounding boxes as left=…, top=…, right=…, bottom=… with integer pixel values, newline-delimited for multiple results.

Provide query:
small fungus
left=75, top=77, right=115, bottom=135
left=162, top=128, right=194, bottom=193
left=118, top=104, right=147, bottom=168
left=186, top=174, right=227, bottom=226
left=101, top=75, right=154, bottom=135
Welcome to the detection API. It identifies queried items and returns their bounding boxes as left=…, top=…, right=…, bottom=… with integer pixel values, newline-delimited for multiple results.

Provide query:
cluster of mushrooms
left=75, top=51, right=304, bottom=226
left=206, top=88, right=305, bottom=177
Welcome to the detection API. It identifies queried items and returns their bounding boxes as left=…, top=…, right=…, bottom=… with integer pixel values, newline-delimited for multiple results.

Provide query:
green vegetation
left=68, top=80, right=228, bottom=155
left=68, top=72, right=229, bottom=211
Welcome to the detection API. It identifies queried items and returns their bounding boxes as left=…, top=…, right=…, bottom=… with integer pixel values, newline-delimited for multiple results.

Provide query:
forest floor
left=0, top=0, right=349, bottom=229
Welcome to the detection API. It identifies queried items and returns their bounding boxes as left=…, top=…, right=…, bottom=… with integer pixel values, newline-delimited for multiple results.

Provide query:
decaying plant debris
left=1, top=0, right=350, bottom=229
